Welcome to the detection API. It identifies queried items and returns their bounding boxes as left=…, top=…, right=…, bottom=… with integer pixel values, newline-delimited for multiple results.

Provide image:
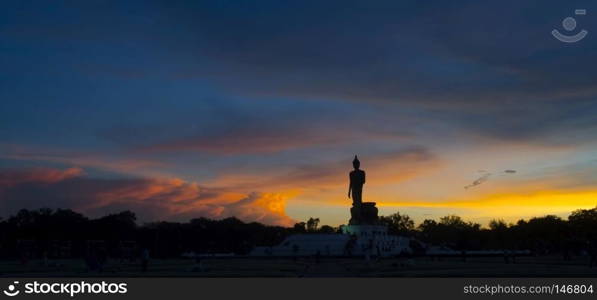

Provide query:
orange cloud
left=0, top=167, right=84, bottom=187
left=0, top=167, right=295, bottom=226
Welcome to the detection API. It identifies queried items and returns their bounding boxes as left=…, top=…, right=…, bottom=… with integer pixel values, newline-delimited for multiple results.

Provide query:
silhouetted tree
left=1, top=207, right=595, bottom=259
left=306, top=218, right=320, bottom=232
left=569, top=207, right=597, bottom=239
left=380, top=212, right=414, bottom=235
left=488, top=219, right=509, bottom=249
left=417, top=215, right=481, bottom=250
left=318, top=225, right=336, bottom=234
left=293, top=222, right=306, bottom=233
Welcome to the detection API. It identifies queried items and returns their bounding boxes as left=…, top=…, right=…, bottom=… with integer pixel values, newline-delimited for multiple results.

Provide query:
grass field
left=1, top=256, right=596, bottom=277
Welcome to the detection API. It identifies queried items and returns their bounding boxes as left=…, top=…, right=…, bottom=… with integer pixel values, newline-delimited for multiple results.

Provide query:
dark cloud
left=3, top=0, right=596, bottom=146
left=152, top=1, right=597, bottom=143
left=206, top=146, right=440, bottom=191
left=139, top=1, right=597, bottom=103
left=465, top=173, right=491, bottom=190
left=99, top=97, right=414, bottom=154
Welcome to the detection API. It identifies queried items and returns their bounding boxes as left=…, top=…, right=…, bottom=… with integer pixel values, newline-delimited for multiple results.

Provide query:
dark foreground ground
left=1, top=256, right=596, bottom=277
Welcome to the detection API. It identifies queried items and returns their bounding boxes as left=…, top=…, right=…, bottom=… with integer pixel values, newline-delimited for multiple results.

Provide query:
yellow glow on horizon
left=378, top=190, right=597, bottom=208
left=287, top=189, right=597, bottom=226
left=374, top=190, right=597, bottom=222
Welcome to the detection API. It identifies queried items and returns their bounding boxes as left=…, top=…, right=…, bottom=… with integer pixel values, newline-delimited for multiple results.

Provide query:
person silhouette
left=348, top=155, right=366, bottom=206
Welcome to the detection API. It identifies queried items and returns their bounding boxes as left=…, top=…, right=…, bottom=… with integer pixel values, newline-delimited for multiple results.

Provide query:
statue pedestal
left=349, top=202, right=379, bottom=225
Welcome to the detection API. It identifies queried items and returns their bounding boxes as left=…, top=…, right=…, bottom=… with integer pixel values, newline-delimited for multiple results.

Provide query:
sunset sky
left=1, top=0, right=597, bottom=227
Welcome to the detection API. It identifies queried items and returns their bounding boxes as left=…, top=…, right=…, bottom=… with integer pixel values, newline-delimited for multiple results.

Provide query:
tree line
left=379, top=209, right=597, bottom=255
left=0, top=207, right=596, bottom=259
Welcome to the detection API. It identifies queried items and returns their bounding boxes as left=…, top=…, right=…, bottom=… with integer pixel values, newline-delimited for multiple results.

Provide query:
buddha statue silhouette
left=348, top=155, right=366, bottom=206
left=347, top=155, right=379, bottom=225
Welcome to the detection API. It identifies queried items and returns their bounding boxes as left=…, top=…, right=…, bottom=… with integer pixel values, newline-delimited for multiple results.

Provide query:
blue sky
left=1, top=0, right=597, bottom=226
